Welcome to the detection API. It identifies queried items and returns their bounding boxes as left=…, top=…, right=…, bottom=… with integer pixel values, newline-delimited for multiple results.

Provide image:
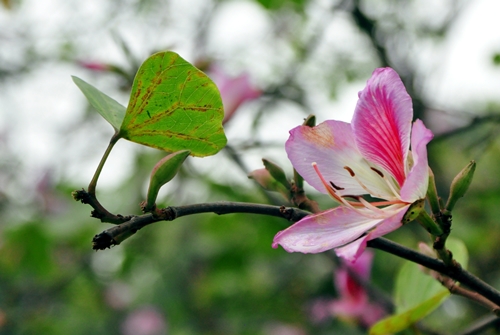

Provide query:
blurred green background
left=2, top=0, right=500, bottom=334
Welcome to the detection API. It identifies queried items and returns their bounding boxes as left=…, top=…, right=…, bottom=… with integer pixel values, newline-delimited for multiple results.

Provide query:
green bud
left=248, top=168, right=274, bottom=190
left=416, top=208, right=444, bottom=236
left=144, top=150, right=190, bottom=212
left=402, top=199, right=425, bottom=224
left=248, top=168, right=288, bottom=198
left=302, top=114, right=316, bottom=127
left=445, top=160, right=476, bottom=212
left=426, top=168, right=441, bottom=215
left=262, top=159, right=290, bottom=189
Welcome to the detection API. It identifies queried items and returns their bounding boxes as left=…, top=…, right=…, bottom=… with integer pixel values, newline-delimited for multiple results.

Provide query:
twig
left=458, top=314, right=500, bottom=335
left=79, top=192, right=500, bottom=310
left=91, top=201, right=310, bottom=249
left=367, top=238, right=500, bottom=308
left=432, top=114, right=500, bottom=144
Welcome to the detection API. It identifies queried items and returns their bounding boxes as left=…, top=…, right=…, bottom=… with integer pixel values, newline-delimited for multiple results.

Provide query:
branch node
left=157, top=207, right=176, bottom=221
left=72, top=189, right=90, bottom=203
left=92, top=232, right=115, bottom=250
left=91, top=209, right=104, bottom=219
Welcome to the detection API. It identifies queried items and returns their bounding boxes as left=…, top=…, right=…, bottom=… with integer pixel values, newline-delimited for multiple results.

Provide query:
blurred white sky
left=1, top=0, right=500, bottom=195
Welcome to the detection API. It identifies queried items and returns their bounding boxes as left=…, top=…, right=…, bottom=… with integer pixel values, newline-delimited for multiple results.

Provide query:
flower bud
left=402, top=199, right=425, bottom=224
left=262, top=159, right=290, bottom=189
left=248, top=168, right=274, bottom=190
left=144, top=150, right=190, bottom=212
left=445, top=160, right=476, bottom=212
left=302, top=114, right=316, bottom=127
left=248, top=168, right=288, bottom=198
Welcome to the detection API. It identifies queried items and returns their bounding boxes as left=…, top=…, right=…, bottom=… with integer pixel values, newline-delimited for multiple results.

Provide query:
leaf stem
left=458, top=314, right=500, bottom=335
left=88, top=133, right=120, bottom=196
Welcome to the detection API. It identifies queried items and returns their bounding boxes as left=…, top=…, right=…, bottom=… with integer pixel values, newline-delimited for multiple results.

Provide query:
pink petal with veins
left=352, top=68, right=412, bottom=186
left=400, top=119, right=434, bottom=202
left=335, top=205, right=408, bottom=262
left=286, top=121, right=376, bottom=196
left=272, top=207, right=383, bottom=254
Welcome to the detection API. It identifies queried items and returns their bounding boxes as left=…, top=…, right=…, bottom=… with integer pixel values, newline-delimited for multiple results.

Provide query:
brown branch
left=76, top=188, right=500, bottom=310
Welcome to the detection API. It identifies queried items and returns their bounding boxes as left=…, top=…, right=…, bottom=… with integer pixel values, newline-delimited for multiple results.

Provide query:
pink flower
left=121, top=306, right=167, bottom=335
left=311, top=251, right=386, bottom=327
left=209, top=65, right=261, bottom=124
left=272, top=68, right=433, bottom=262
left=78, top=60, right=110, bottom=72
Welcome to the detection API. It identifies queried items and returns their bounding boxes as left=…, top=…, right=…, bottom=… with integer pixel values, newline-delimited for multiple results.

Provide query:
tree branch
left=367, top=238, right=500, bottom=308
left=81, top=193, right=500, bottom=310
left=458, top=314, right=500, bottom=335
left=91, top=201, right=310, bottom=250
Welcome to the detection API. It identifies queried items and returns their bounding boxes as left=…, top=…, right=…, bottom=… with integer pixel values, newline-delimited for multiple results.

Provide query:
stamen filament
left=311, top=163, right=407, bottom=219
left=312, top=163, right=344, bottom=204
left=358, top=197, right=387, bottom=215
left=382, top=174, right=401, bottom=199
left=349, top=170, right=386, bottom=199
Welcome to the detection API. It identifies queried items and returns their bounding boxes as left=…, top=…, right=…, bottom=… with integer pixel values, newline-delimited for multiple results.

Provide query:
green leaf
left=119, top=51, right=227, bottom=157
left=369, top=238, right=468, bottom=335
left=72, top=76, right=126, bottom=132
left=370, top=291, right=449, bottom=335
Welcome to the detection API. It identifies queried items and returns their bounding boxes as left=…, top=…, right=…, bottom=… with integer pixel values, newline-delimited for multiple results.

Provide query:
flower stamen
left=312, top=163, right=401, bottom=218
left=330, top=181, right=345, bottom=191
left=344, top=166, right=386, bottom=199
left=312, top=162, right=406, bottom=219
left=371, top=167, right=400, bottom=199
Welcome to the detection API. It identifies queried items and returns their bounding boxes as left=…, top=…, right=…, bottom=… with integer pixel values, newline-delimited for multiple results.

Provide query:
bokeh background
left=2, top=0, right=500, bottom=334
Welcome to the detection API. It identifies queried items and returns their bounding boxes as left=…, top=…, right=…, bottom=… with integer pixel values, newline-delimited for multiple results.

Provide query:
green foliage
left=119, top=51, right=227, bottom=157
left=5, top=2, right=500, bottom=334
left=256, top=0, right=307, bottom=11
left=493, top=53, right=500, bottom=66
left=370, top=238, right=468, bottom=334
left=72, top=76, right=126, bottom=132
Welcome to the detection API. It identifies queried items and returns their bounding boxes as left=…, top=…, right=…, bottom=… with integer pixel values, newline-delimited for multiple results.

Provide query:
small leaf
left=72, top=76, right=126, bottom=132
left=119, top=51, right=227, bottom=157
left=369, top=238, right=468, bottom=335
left=370, top=291, right=449, bottom=335
left=144, top=150, right=190, bottom=211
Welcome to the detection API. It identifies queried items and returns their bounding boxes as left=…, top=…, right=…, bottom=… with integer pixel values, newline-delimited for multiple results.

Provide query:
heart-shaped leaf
left=369, top=238, right=468, bottom=335
left=72, top=76, right=126, bottom=132
left=118, top=51, right=227, bottom=157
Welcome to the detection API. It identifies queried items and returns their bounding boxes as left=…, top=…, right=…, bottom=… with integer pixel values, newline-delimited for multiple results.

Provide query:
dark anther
left=370, top=167, right=384, bottom=177
left=344, top=166, right=355, bottom=177
left=329, top=181, right=345, bottom=191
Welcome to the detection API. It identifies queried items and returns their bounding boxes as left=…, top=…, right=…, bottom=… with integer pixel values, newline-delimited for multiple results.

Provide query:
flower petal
left=334, top=251, right=373, bottom=300
left=335, top=205, right=408, bottom=262
left=335, top=237, right=368, bottom=263
left=352, top=68, right=413, bottom=186
left=272, top=207, right=382, bottom=254
left=400, top=119, right=433, bottom=202
left=286, top=121, right=392, bottom=197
